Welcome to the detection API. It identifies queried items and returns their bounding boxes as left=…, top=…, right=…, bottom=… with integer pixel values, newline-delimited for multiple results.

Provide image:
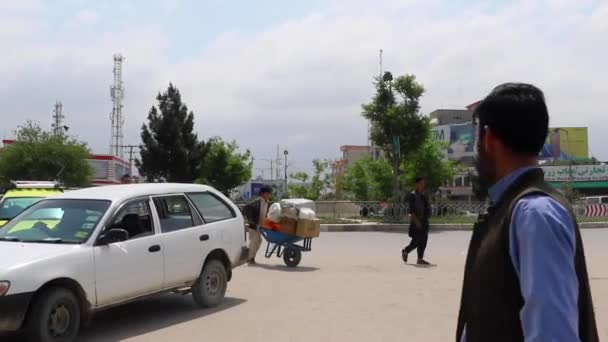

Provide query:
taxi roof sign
left=10, top=181, right=61, bottom=189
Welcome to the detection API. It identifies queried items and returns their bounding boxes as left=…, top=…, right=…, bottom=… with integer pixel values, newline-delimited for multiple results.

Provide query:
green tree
left=288, top=172, right=311, bottom=199
left=341, top=158, right=393, bottom=201
left=288, top=160, right=332, bottom=200
left=137, top=83, right=206, bottom=182
left=0, top=121, right=92, bottom=187
left=403, top=139, right=456, bottom=194
left=197, top=138, right=253, bottom=195
left=362, top=73, right=429, bottom=200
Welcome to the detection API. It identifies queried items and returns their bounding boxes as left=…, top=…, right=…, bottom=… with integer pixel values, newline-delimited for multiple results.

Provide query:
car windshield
left=0, top=199, right=111, bottom=244
left=0, top=197, right=42, bottom=220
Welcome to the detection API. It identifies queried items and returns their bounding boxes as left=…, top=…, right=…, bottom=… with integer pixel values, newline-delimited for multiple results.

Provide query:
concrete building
left=329, top=145, right=372, bottom=199
left=429, top=109, right=473, bottom=125
left=340, top=145, right=371, bottom=168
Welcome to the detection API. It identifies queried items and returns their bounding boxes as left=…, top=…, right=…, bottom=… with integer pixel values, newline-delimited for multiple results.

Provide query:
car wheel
left=26, top=287, right=81, bottom=342
left=192, top=259, right=228, bottom=308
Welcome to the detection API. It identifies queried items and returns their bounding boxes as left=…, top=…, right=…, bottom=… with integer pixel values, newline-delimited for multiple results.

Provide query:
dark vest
left=456, top=169, right=599, bottom=342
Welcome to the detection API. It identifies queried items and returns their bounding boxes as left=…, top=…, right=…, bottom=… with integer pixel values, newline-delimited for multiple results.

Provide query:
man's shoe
left=401, top=249, right=409, bottom=263
left=248, top=258, right=256, bottom=265
left=417, top=259, right=431, bottom=265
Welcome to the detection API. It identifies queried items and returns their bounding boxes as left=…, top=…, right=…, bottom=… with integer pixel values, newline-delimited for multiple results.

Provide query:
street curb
left=321, top=222, right=607, bottom=232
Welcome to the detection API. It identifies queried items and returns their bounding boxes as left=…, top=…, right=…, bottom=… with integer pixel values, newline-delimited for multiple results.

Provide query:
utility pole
left=283, top=150, right=289, bottom=196
left=120, top=144, right=138, bottom=177
left=261, top=159, right=274, bottom=181
left=275, top=145, right=282, bottom=180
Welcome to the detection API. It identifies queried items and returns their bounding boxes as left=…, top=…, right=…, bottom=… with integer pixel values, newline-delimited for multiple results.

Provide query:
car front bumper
left=0, top=292, right=33, bottom=331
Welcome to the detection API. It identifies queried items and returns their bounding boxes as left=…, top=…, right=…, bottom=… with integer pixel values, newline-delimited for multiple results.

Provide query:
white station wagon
left=0, top=183, right=248, bottom=342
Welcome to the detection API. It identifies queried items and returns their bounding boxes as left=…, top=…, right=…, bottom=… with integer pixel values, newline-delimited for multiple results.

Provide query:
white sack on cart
left=268, top=203, right=282, bottom=223
left=298, top=208, right=316, bottom=220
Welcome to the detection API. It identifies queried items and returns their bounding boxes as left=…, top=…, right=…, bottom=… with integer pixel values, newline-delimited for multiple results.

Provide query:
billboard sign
left=431, top=125, right=450, bottom=143
left=432, top=123, right=475, bottom=165
left=543, top=165, right=608, bottom=182
left=540, top=127, right=588, bottom=160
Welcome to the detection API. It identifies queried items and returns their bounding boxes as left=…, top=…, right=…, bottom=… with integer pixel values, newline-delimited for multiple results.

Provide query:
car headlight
left=0, top=281, right=10, bottom=296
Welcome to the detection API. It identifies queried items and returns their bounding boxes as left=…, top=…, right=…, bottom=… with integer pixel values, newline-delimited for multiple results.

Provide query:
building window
left=455, top=177, right=463, bottom=187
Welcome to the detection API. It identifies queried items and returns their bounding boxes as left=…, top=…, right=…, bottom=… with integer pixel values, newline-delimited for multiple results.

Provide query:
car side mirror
left=98, top=228, right=129, bottom=245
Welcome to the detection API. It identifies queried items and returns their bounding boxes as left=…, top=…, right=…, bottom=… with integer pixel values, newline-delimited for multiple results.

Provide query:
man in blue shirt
left=456, top=83, right=598, bottom=342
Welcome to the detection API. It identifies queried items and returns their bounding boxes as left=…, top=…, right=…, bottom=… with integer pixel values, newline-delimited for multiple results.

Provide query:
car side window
left=153, top=195, right=197, bottom=233
left=109, top=199, right=154, bottom=240
left=187, top=192, right=235, bottom=223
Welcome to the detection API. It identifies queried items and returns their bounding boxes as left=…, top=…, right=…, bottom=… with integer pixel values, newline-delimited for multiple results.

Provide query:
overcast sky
left=2, top=0, right=607, bottom=177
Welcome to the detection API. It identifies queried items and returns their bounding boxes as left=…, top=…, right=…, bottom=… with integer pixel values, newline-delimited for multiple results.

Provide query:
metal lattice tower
left=52, top=101, right=65, bottom=136
left=110, top=54, right=125, bottom=158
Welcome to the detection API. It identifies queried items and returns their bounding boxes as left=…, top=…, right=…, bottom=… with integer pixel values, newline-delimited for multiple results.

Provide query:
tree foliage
left=341, top=139, right=453, bottom=201
left=0, top=121, right=92, bottom=187
left=341, top=158, right=393, bottom=201
left=362, top=74, right=429, bottom=200
left=137, top=83, right=207, bottom=182
left=403, top=139, right=456, bottom=194
left=197, top=138, right=253, bottom=195
left=288, top=160, right=332, bottom=200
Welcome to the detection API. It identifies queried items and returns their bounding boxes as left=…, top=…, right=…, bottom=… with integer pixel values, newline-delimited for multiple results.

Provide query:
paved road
left=3, top=230, right=608, bottom=341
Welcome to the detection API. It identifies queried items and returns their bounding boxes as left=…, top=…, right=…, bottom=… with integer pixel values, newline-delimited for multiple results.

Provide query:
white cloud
left=72, top=9, right=100, bottom=26
left=1, top=0, right=607, bottom=176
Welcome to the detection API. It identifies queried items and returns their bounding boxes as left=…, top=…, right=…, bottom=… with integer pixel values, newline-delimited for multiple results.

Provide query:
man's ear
left=482, top=126, right=495, bottom=153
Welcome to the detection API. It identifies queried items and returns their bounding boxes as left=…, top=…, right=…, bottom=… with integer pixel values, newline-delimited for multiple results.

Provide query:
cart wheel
left=283, top=247, right=302, bottom=267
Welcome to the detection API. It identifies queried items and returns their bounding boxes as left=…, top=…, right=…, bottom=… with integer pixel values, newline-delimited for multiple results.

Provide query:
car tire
left=26, top=287, right=81, bottom=342
left=192, top=259, right=228, bottom=308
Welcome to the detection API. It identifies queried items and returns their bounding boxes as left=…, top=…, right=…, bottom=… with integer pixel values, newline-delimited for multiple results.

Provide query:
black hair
left=415, top=177, right=424, bottom=183
left=473, top=83, right=549, bottom=156
left=259, top=186, right=272, bottom=195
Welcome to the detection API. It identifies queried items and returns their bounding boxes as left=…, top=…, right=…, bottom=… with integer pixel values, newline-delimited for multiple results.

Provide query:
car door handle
left=148, top=245, right=161, bottom=253
left=199, top=234, right=209, bottom=241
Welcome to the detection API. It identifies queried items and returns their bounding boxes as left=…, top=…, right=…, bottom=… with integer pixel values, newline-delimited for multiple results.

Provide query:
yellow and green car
left=0, top=181, right=63, bottom=227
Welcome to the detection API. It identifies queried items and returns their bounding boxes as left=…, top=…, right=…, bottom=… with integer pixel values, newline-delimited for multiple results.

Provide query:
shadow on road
left=404, top=263, right=438, bottom=268
left=254, top=264, right=320, bottom=273
left=81, top=295, right=246, bottom=341
left=1, top=295, right=246, bottom=342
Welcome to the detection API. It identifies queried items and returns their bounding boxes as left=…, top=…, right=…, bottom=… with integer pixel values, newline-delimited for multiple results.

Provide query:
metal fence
left=315, top=201, right=486, bottom=223
left=314, top=201, right=608, bottom=225
left=235, top=200, right=608, bottom=225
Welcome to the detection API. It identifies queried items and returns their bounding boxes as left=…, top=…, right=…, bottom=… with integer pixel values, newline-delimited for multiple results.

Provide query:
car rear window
left=187, top=192, right=235, bottom=223
left=153, top=195, right=197, bottom=233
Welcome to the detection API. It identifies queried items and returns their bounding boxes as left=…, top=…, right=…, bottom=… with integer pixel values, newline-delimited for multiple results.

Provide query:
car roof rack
left=9, top=180, right=62, bottom=189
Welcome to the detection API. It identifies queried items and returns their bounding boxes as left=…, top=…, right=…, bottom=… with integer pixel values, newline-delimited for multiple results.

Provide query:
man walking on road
left=402, top=177, right=431, bottom=265
left=456, top=83, right=599, bottom=342
left=243, top=186, right=272, bottom=265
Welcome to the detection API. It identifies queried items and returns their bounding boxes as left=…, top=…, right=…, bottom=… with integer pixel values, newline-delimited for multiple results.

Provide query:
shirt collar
left=488, top=166, right=539, bottom=204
